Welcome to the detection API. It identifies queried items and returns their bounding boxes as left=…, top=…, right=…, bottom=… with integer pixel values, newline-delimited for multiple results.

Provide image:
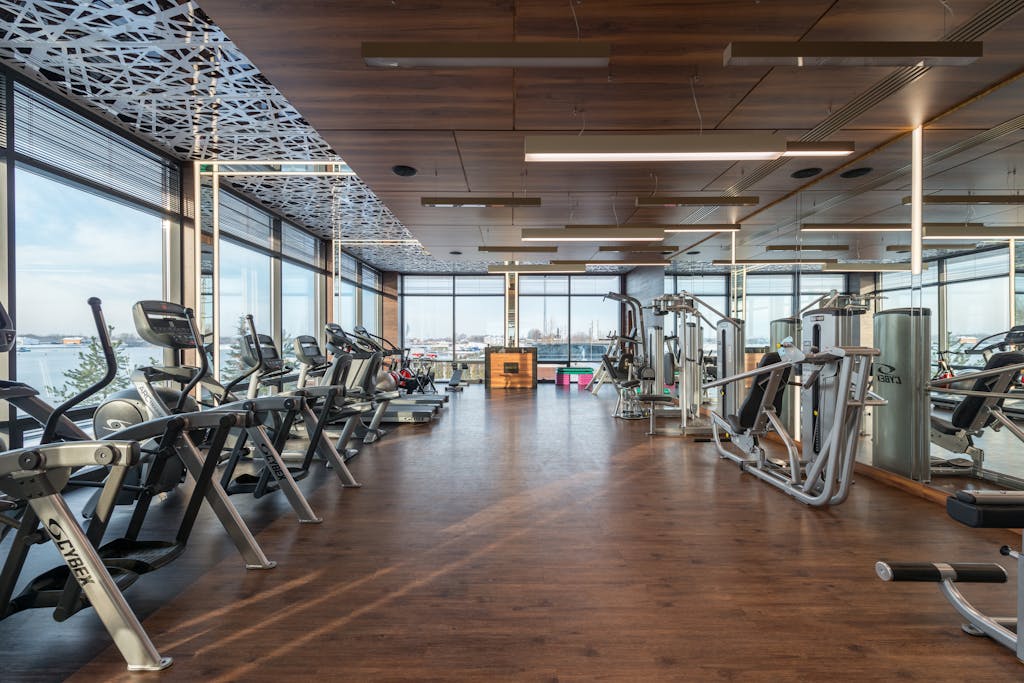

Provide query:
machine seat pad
left=620, top=380, right=641, bottom=389
left=636, top=394, right=676, bottom=404
left=947, top=496, right=1024, bottom=528
left=930, top=415, right=959, bottom=436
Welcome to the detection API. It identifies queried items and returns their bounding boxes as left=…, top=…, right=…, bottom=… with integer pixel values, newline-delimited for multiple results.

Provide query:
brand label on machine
left=47, top=519, right=95, bottom=587
left=875, top=363, right=903, bottom=385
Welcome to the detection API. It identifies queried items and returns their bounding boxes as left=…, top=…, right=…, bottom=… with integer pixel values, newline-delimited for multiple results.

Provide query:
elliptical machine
left=93, top=303, right=338, bottom=524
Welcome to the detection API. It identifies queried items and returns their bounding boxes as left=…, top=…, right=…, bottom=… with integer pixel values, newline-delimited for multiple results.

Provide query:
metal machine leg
left=30, top=495, right=172, bottom=671
left=174, top=433, right=281, bottom=565
left=243, top=427, right=323, bottom=524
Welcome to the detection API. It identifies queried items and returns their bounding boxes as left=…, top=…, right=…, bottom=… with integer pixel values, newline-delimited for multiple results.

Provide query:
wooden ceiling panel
left=199, top=0, right=1024, bottom=269
left=721, top=69, right=893, bottom=129
left=703, top=129, right=897, bottom=193
left=454, top=131, right=738, bottom=194
left=319, top=131, right=466, bottom=193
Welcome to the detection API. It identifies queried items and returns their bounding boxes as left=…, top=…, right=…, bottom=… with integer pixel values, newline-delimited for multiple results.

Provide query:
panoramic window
left=14, top=167, right=165, bottom=407
left=281, top=260, right=318, bottom=363
left=219, top=238, right=272, bottom=381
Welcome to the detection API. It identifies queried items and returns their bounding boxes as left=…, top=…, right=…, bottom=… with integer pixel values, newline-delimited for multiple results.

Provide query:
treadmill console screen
left=133, top=300, right=197, bottom=349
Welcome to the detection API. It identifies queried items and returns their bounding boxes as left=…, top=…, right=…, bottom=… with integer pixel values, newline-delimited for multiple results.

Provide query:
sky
left=15, top=168, right=163, bottom=337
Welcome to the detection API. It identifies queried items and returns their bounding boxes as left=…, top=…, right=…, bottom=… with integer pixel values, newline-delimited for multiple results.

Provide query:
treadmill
left=324, top=326, right=434, bottom=425
left=350, top=325, right=448, bottom=410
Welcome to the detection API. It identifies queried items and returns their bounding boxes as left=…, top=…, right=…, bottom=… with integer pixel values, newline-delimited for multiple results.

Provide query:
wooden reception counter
left=485, top=347, right=538, bottom=389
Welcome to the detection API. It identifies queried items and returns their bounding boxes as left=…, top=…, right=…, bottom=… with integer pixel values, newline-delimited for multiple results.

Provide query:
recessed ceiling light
left=839, top=167, right=873, bottom=179
left=421, top=196, right=541, bottom=208
left=362, top=41, right=611, bottom=69
left=791, top=167, right=822, bottom=179
left=723, top=41, right=982, bottom=67
left=392, top=164, right=418, bottom=177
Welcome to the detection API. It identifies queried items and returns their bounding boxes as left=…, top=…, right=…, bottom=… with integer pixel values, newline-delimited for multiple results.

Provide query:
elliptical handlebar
left=173, top=306, right=208, bottom=413
left=221, top=314, right=262, bottom=400
left=41, top=298, right=117, bottom=444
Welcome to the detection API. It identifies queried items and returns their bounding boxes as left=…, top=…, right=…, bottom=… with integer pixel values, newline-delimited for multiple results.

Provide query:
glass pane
left=335, top=279, right=357, bottom=332
left=569, top=297, right=618, bottom=362
left=946, top=277, right=1009, bottom=368
left=744, top=295, right=793, bottom=348
left=877, top=287, right=939, bottom=351
left=282, top=223, right=319, bottom=264
left=361, top=287, right=380, bottom=335
left=14, top=168, right=164, bottom=408
left=880, top=266, right=939, bottom=289
left=455, top=296, right=505, bottom=360
left=455, top=275, right=504, bottom=295
left=281, top=262, right=317, bottom=363
left=219, top=192, right=273, bottom=247
left=798, top=273, right=847, bottom=294
left=518, top=296, right=569, bottom=361
left=674, top=275, right=728, bottom=295
left=403, top=275, right=454, bottom=294
left=403, top=295, right=453, bottom=360
left=362, top=266, right=381, bottom=290
left=569, top=275, right=620, bottom=295
left=340, top=253, right=359, bottom=281
left=745, top=274, right=793, bottom=295
left=519, top=275, right=569, bottom=295
left=946, top=249, right=1010, bottom=283
left=219, top=239, right=272, bottom=381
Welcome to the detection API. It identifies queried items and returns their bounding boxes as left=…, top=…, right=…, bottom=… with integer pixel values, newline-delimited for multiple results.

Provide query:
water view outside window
left=218, top=239, right=272, bottom=381
left=14, top=168, right=163, bottom=406
left=282, top=261, right=317, bottom=363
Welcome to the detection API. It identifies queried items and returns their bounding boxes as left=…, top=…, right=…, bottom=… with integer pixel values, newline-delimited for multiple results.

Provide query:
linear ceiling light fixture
left=712, top=258, right=837, bottom=266
left=522, top=228, right=665, bottom=242
left=765, top=244, right=850, bottom=251
left=634, top=195, right=759, bottom=207
left=421, top=196, right=541, bottom=208
left=900, top=194, right=1024, bottom=205
left=362, top=41, right=611, bottom=68
left=597, top=245, right=675, bottom=252
left=799, top=222, right=985, bottom=233
left=723, top=41, right=983, bottom=67
left=663, top=224, right=742, bottom=233
left=523, top=133, right=853, bottom=163
left=487, top=264, right=587, bottom=274
left=336, top=239, right=422, bottom=245
left=924, top=226, right=1024, bottom=240
left=553, top=259, right=671, bottom=267
left=477, top=245, right=558, bottom=253
left=886, top=243, right=978, bottom=252
left=821, top=263, right=930, bottom=273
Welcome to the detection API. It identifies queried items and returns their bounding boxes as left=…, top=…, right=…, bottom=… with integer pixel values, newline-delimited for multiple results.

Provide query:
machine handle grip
left=876, top=561, right=1007, bottom=583
left=42, top=298, right=118, bottom=444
